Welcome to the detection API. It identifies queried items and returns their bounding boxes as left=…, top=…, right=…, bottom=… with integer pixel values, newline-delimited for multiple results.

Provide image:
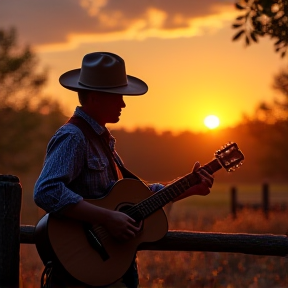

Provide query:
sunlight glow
left=204, top=115, right=220, bottom=129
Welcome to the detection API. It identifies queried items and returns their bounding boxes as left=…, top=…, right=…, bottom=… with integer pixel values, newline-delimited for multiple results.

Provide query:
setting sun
left=204, top=115, right=220, bottom=129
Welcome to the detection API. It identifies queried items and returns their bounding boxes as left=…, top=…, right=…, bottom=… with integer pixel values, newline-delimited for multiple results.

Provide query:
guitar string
left=93, top=225, right=110, bottom=241
left=127, top=183, right=184, bottom=218
left=123, top=174, right=196, bottom=219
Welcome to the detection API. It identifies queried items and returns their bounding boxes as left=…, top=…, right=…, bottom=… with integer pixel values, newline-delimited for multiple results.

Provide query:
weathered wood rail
left=20, top=225, right=288, bottom=257
left=1, top=175, right=288, bottom=287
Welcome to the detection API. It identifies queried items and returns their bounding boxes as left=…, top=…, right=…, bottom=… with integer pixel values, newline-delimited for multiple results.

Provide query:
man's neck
left=80, top=106, right=106, bottom=127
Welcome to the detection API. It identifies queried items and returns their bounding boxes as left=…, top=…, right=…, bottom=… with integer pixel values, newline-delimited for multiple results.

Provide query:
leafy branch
left=232, top=0, right=288, bottom=58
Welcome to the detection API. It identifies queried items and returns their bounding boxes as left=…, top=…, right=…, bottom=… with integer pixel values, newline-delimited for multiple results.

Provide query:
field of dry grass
left=138, top=208, right=288, bottom=288
left=20, top=183, right=288, bottom=288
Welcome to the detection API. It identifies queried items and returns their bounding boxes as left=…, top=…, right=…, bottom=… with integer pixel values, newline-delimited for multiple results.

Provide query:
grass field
left=172, top=183, right=288, bottom=214
left=20, top=183, right=288, bottom=287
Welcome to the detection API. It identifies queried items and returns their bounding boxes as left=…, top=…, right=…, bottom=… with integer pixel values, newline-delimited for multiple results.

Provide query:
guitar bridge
left=83, top=224, right=110, bottom=261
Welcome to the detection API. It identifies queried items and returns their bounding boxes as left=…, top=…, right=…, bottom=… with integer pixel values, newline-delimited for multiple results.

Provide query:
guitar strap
left=67, top=116, right=140, bottom=181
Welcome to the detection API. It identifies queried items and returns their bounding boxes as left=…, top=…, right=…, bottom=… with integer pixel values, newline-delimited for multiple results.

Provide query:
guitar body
left=35, top=179, right=168, bottom=287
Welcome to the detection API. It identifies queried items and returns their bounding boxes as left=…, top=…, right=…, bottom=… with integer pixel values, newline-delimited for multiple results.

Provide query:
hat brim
left=59, top=69, right=148, bottom=96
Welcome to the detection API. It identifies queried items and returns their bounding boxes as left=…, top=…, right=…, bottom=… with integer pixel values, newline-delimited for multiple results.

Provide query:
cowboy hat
left=59, top=52, right=148, bottom=95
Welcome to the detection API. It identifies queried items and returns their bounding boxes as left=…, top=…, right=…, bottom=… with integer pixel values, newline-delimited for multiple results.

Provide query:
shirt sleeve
left=148, top=183, right=165, bottom=192
left=34, top=126, right=86, bottom=213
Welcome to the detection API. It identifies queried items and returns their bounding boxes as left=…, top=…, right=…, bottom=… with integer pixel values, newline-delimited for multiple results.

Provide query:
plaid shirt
left=34, top=106, right=163, bottom=213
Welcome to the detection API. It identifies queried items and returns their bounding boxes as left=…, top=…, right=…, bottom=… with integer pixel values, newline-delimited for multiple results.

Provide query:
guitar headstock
left=215, top=142, right=244, bottom=172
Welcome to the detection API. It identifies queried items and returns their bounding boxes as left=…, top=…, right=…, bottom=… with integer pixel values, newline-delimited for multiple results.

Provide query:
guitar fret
left=160, top=188, right=176, bottom=203
left=150, top=201, right=158, bottom=212
left=159, top=192, right=170, bottom=203
left=146, top=205, right=154, bottom=216
left=143, top=202, right=153, bottom=216
left=173, top=184, right=183, bottom=195
left=137, top=203, right=149, bottom=216
left=153, top=194, right=162, bottom=206
left=178, top=178, right=189, bottom=191
left=166, top=186, right=180, bottom=198
left=138, top=198, right=159, bottom=218
left=161, top=188, right=174, bottom=200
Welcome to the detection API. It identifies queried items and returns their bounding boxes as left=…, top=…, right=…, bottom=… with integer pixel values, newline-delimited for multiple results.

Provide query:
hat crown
left=79, top=52, right=128, bottom=88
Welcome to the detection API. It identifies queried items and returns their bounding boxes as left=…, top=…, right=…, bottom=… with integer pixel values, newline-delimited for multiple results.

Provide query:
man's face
left=87, top=91, right=126, bottom=126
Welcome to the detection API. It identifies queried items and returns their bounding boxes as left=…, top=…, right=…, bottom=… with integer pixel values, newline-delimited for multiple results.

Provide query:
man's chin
left=108, top=117, right=120, bottom=124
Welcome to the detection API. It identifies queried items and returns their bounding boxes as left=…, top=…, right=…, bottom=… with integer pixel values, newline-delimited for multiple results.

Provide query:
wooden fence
left=1, top=174, right=288, bottom=287
left=230, top=183, right=288, bottom=219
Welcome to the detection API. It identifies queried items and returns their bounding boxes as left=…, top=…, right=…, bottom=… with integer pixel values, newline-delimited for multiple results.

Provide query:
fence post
left=262, top=183, right=269, bottom=219
left=231, top=186, right=237, bottom=219
left=0, top=175, right=22, bottom=288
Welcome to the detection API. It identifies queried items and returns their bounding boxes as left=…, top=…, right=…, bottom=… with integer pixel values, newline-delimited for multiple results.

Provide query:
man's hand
left=103, top=210, right=142, bottom=241
left=193, top=161, right=214, bottom=188
left=59, top=200, right=142, bottom=242
left=173, top=161, right=214, bottom=202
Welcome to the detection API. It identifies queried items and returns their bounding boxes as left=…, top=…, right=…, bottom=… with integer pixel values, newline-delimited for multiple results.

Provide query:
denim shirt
left=34, top=106, right=164, bottom=213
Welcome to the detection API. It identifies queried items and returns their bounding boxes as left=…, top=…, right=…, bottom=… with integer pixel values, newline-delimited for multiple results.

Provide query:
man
left=34, top=52, right=214, bottom=287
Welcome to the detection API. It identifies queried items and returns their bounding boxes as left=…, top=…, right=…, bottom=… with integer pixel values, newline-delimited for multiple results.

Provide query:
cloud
left=0, top=0, right=237, bottom=52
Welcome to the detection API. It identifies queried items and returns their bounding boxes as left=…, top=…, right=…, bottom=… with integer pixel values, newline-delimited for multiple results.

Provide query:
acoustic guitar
left=35, top=142, right=244, bottom=286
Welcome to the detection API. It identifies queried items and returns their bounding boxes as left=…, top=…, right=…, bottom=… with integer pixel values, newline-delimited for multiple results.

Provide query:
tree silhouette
left=243, top=66, right=288, bottom=179
left=232, top=0, right=288, bottom=58
left=0, top=27, right=66, bottom=174
left=0, top=27, right=47, bottom=108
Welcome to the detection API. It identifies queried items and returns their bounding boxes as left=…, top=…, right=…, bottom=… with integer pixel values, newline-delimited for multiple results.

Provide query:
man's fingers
left=198, top=169, right=214, bottom=188
left=192, top=161, right=201, bottom=172
left=128, top=221, right=141, bottom=232
left=192, top=161, right=214, bottom=188
left=118, top=222, right=141, bottom=241
left=127, top=216, right=136, bottom=224
left=199, top=168, right=214, bottom=179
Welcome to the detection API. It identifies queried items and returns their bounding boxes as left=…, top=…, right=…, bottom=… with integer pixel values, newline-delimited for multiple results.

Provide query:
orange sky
left=1, top=0, right=287, bottom=133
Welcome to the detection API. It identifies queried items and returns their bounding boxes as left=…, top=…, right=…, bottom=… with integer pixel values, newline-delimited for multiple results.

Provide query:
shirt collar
left=74, top=106, right=116, bottom=146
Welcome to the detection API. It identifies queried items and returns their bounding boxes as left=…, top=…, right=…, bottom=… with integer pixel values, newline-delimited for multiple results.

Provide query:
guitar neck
left=127, top=159, right=222, bottom=221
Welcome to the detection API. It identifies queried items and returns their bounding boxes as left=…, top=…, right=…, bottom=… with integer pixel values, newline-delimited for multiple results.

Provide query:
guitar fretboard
left=126, top=159, right=222, bottom=221
left=136, top=172, right=200, bottom=218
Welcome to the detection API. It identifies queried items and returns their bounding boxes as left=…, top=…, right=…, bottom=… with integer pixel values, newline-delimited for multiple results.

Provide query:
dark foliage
left=0, top=27, right=67, bottom=174
left=232, top=0, right=288, bottom=57
left=0, top=27, right=47, bottom=108
left=242, top=66, right=288, bottom=178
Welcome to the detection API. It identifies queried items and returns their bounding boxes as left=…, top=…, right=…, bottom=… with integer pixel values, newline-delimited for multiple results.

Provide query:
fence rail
left=20, top=225, right=288, bottom=257
left=1, top=175, right=288, bottom=287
